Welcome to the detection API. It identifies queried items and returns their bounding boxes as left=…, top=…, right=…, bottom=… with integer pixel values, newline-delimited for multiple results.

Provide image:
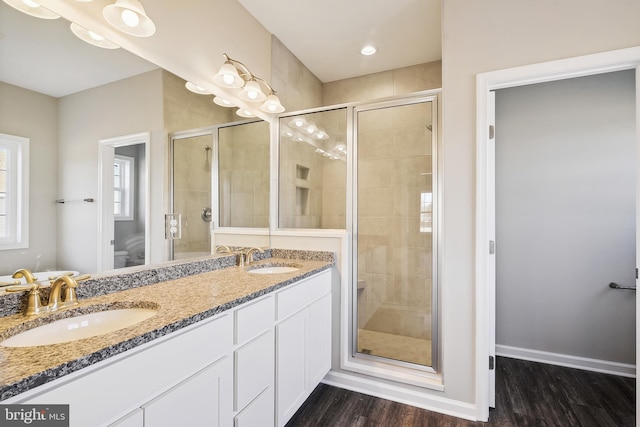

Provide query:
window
left=114, top=155, right=134, bottom=221
left=0, top=133, right=29, bottom=250
left=420, top=192, right=433, bottom=233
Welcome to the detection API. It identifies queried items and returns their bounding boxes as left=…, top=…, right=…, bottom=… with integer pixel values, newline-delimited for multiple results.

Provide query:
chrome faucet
left=5, top=271, right=90, bottom=316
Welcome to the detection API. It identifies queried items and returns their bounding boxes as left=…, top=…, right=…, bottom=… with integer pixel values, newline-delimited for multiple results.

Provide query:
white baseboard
left=322, top=370, right=478, bottom=421
left=496, top=344, right=636, bottom=378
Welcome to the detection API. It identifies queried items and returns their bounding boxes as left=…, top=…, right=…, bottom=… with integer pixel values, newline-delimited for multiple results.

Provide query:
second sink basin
left=1, top=306, right=158, bottom=348
left=247, top=264, right=300, bottom=275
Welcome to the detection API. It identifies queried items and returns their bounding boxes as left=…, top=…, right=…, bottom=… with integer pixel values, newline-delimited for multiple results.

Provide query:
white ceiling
left=239, top=0, right=441, bottom=83
left=0, top=1, right=156, bottom=97
left=0, top=0, right=441, bottom=97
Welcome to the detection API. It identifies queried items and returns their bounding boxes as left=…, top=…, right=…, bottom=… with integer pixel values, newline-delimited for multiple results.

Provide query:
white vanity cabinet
left=7, top=314, right=234, bottom=427
left=275, top=270, right=332, bottom=427
left=4, top=267, right=332, bottom=427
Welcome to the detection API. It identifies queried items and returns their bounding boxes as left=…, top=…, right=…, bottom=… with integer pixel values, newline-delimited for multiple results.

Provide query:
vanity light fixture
left=314, top=129, right=329, bottom=140
left=213, top=96, right=234, bottom=107
left=70, top=22, right=119, bottom=49
left=185, top=82, right=210, bottom=95
left=212, top=53, right=285, bottom=114
left=361, top=45, right=377, bottom=56
left=236, top=109, right=256, bottom=118
left=290, top=117, right=307, bottom=129
left=103, top=0, right=156, bottom=38
left=3, top=0, right=60, bottom=19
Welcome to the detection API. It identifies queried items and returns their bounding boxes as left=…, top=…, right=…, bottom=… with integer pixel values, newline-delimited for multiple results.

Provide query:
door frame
left=97, top=132, right=151, bottom=271
left=475, top=46, right=640, bottom=422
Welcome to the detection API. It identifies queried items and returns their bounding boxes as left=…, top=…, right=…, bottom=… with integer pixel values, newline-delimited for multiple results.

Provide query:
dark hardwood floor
left=286, top=357, right=635, bottom=426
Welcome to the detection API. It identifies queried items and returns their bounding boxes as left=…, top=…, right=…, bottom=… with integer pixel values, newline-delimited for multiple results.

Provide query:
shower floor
left=357, top=329, right=431, bottom=366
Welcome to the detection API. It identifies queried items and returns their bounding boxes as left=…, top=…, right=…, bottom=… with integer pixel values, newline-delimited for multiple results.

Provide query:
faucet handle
left=47, top=271, right=76, bottom=281
left=5, top=283, right=40, bottom=293
left=5, top=283, right=45, bottom=316
left=0, top=280, right=21, bottom=288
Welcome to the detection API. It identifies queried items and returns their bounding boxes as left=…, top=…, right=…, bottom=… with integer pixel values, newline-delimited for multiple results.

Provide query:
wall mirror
left=170, top=119, right=270, bottom=260
left=278, top=108, right=347, bottom=229
left=0, top=1, right=265, bottom=277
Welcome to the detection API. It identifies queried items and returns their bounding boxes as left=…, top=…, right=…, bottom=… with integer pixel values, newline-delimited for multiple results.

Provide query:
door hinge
left=489, top=355, right=495, bottom=370
left=636, top=268, right=638, bottom=279
left=489, top=240, right=495, bottom=254
left=110, top=240, right=115, bottom=246
left=489, top=125, right=495, bottom=139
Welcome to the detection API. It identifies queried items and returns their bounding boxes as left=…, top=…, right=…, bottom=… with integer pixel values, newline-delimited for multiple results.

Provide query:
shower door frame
left=347, top=91, right=442, bottom=387
left=169, top=126, right=216, bottom=261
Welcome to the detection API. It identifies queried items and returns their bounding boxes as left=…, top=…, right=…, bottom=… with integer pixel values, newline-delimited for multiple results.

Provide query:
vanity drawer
left=235, top=330, right=274, bottom=411
left=276, top=270, right=330, bottom=321
left=235, top=387, right=274, bottom=427
left=235, top=295, right=274, bottom=345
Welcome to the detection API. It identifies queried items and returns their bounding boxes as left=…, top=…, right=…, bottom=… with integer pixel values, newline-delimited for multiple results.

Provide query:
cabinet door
left=308, top=293, right=332, bottom=387
left=143, top=356, right=232, bottom=427
left=275, top=309, right=307, bottom=427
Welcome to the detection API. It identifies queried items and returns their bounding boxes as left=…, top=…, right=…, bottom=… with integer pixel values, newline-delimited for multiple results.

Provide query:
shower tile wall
left=163, top=71, right=233, bottom=131
left=172, top=135, right=212, bottom=254
left=163, top=71, right=232, bottom=254
left=357, top=103, right=433, bottom=340
left=279, top=139, right=325, bottom=228
left=219, top=122, right=270, bottom=228
left=323, top=61, right=442, bottom=105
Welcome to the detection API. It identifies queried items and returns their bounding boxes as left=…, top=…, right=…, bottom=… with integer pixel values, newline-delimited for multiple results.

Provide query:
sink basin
left=247, top=265, right=300, bottom=275
left=1, top=307, right=157, bottom=347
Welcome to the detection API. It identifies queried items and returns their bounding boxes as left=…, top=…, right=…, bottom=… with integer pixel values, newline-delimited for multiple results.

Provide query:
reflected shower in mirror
left=218, top=121, right=270, bottom=228
left=172, top=133, right=214, bottom=261
left=279, top=108, right=347, bottom=229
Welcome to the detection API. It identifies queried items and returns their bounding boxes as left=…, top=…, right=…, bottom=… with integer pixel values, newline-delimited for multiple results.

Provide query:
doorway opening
left=475, top=47, right=640, bottom=421
left=98, top=132, right=150, bottom=271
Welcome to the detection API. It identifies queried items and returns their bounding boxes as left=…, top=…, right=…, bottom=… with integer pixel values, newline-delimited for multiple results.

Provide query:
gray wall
left=495, top=70, right=636, bottom=364
left=0, top=82, right=58, bottom=275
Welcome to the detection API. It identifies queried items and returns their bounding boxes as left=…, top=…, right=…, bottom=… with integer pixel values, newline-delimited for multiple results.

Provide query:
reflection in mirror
left=279, top=108, right=347, bottom=229
left=113, top=144, right=146, bottom=269
left=170, top=119, right=270, bottom=261
left=218, top=121, right=270, bottom=228
left=171, top=133, right=213, bottom=261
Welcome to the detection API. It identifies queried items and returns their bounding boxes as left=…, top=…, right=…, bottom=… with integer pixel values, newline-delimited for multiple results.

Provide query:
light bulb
left=222, top=74, right=234, bottom=85
left=121, top=9, right=139, bottom=27
left=88, top=31, right=104, bottom=41
left=293, top=119, right=304, bottom=127
left=22, top=0, right=40, bottom=8
left=361, top=45, right=377, bottom=56
left=247, top=89, right=258, bottom=100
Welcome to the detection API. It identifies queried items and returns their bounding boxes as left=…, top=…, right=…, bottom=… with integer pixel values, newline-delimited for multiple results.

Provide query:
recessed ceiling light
left=361, top=45, right=377, bottom=56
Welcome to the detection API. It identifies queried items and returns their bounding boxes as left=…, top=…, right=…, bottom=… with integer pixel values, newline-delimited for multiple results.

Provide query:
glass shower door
left=355, top=99, right=436, bottom=368
left=171, top=133, right=213, bottom=260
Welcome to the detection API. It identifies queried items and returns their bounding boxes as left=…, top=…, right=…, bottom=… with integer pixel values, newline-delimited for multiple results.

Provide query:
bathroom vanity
left=0, top=250, right=333, bottom=427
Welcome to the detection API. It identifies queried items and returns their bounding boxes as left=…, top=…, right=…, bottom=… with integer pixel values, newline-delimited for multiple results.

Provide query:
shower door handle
left=608, top=282, right=636, bottom=291
left=201, top=207, right=212, bottom=222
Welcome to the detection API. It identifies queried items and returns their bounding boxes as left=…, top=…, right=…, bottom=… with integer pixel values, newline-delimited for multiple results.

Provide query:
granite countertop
left=0, top=252, right=333, bottom=401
